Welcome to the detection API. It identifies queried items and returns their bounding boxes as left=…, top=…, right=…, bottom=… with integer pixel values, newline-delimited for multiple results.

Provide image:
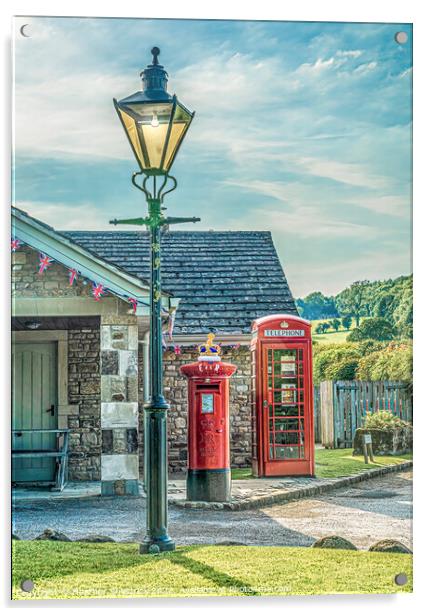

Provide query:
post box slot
left=196, top=384, right=220, bottom=391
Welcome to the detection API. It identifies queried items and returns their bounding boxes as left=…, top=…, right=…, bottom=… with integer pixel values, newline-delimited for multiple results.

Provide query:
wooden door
left=12, top=342, right=57, bottom=483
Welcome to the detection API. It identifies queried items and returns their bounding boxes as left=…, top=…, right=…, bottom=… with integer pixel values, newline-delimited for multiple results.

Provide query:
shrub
left=347, top=317, right=396, bottom=342
left=355, top=342, right=412, bottom=381
left=363, top=410, right=411, bottom=431
left=313, top=343, right=362, bottom=383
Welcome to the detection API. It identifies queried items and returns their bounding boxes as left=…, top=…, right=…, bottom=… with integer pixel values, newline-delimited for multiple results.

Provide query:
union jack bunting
left=38, top=253, right=53, bottom=274
left=11, top=238, right=21, bottom=252
left=68, top=268, right=78, bottom=286
left=128, top=297, right=137, bottom=313
left=92, top=282, right=105, bottom=301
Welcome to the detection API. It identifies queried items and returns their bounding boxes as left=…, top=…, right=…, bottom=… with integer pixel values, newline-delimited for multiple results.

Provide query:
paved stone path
left=12, top=470, right=412, bottom=550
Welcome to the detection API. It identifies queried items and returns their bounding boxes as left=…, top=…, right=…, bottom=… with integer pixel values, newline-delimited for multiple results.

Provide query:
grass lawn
left=313, top=448, right=412, bottom=478
left=12, top=541, right=412, bottom=599
left=312, top=329, right=350, bottom=344
left=231, top=448, right=412, bottom=480
left=311, top=317, right=367, bottom=345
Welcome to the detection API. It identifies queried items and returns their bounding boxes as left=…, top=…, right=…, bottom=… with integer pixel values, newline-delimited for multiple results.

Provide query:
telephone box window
left=201, top=393, right=214, bottom=414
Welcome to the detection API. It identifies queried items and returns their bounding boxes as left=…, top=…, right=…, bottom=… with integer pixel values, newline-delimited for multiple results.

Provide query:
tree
left=392, top=285, right=413, bottom=338
left=336, top=280, right=370, bottom=327
left=341, top=315, right=353, bottom=330
left=321, top=322, right=331, bottom=333
left=296, top=292, right=338, bottom=320
left=331, top=318, right=341, bottom=331
left=347, top=317, right=396, bottom=342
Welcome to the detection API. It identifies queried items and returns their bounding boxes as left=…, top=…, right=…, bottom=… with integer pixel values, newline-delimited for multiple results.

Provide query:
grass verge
left=231, top=448, right=412, bottom=480
left=12, top=541, right=412, bottom=599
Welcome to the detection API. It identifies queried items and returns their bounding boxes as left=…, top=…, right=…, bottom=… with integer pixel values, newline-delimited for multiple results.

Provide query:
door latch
left=46, top=404, right=55, bottom=416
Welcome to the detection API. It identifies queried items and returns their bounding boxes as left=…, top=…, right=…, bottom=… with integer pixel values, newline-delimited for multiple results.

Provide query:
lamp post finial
left=151, top=46, right=160, bottom=65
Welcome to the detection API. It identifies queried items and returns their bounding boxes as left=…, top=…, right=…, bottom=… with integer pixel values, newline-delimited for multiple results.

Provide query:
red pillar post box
left=250, top=314, right=315, bottom=477
left=180, top=334, right=236, bottom=502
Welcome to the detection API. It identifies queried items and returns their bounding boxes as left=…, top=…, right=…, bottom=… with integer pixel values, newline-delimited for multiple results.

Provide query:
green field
left=232, top=448, right=412, bottom=480
left=311, top=317, right=367, bottom=345
left=12, top=541, right=412, bottom=599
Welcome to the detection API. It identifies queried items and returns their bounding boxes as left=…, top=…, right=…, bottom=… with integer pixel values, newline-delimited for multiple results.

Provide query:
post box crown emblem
left=198, top=333, right=221, bottom=362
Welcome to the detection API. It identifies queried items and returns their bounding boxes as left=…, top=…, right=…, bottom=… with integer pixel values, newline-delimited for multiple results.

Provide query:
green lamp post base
left=139, top=537, right=176, bottom=554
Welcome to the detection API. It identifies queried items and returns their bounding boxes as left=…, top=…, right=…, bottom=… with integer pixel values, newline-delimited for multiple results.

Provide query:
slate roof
left=62, top=230, right=298, bottom=334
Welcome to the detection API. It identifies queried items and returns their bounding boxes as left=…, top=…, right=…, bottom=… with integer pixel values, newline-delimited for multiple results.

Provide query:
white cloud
left=294, top=156, right=388, bottom=189
left=14, top=72, right=135, bottom=160
left=347, top=195, right=410, bottom=218
left=336, top=50, right=363, bottom=58
left=226, top=204, right=378, bottom=240
left=354, top=61, right=378, bottom=73
left=14, top=201, right=115, bottom=230
left=296, top=57, right=337, bottom=74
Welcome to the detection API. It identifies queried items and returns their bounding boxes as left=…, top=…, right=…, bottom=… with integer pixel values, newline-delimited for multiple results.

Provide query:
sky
left=12, top=17, right=412, bottom=298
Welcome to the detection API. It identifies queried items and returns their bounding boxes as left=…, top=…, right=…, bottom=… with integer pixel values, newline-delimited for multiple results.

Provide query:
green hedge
left=313, top=340, right=412, bottom=383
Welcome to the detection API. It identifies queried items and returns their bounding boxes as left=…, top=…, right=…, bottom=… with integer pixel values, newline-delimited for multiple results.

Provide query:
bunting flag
left=11, top=238, right=21, bottom=252
left=168, top=308, right=176, bottom=340
left=38, top=253, right=54, bottom=274
left=68, top=268, right=78, bottom=286
left=92, top=282, right=105, bottom=301
left=128, top=297, right=137, bottom=314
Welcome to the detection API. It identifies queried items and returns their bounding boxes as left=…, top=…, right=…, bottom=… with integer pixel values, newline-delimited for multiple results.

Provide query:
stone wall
left=138, top=345, right=252, bottom=475
left=12, top=246, right=94, bottom=298
left=67, top=327, right=101, bottom=480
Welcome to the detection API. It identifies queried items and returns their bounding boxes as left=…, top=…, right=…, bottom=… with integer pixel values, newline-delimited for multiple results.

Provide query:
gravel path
left=13, top=470, right=412, bottom=550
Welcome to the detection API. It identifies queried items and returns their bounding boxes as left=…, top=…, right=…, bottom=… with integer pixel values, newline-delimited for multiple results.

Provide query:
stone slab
left=101, top=479, right=139, bottom=496
left=118, top=350, right=138, bottom=376
left=101, top=453, right=139, bottom=481
left=101, top=402, right=138, bottom=428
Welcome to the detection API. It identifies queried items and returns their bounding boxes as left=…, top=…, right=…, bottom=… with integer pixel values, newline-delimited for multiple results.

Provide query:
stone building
left=11, top=206, right=297, bottom=493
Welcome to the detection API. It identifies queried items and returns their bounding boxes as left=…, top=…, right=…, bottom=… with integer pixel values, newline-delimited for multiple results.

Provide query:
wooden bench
left=12, top=429, right=70, bottom=492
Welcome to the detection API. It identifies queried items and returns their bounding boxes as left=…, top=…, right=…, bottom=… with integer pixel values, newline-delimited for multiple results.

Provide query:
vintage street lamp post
left=110, top=47, right=199, bottom=553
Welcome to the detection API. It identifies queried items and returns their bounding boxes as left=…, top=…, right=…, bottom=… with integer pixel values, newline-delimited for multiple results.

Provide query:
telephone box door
left=262, top=343, right=312, bottom=475
left=251, top=314, right=314, bottom=477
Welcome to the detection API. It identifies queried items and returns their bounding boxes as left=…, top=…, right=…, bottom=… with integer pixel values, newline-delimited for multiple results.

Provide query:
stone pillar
left=100, top=315, right=139, bottom=496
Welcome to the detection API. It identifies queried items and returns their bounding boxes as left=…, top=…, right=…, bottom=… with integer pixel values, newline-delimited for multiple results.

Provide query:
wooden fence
left=317, top=380, right=412, bottom=448
left=313, top=385, right=321, bottom=443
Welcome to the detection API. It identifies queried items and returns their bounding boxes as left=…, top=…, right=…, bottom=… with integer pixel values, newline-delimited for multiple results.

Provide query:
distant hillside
left=297, top=275, right=412, bottom=338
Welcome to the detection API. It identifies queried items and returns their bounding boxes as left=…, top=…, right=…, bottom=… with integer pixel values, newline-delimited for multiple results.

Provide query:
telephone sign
left=264, top=329, right=305, bottom=337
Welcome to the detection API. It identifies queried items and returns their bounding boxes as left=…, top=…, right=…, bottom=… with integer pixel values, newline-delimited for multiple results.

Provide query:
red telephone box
left=180, top=335, right=236, bottom=502
left=250, top=314, right=314, bottom=477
